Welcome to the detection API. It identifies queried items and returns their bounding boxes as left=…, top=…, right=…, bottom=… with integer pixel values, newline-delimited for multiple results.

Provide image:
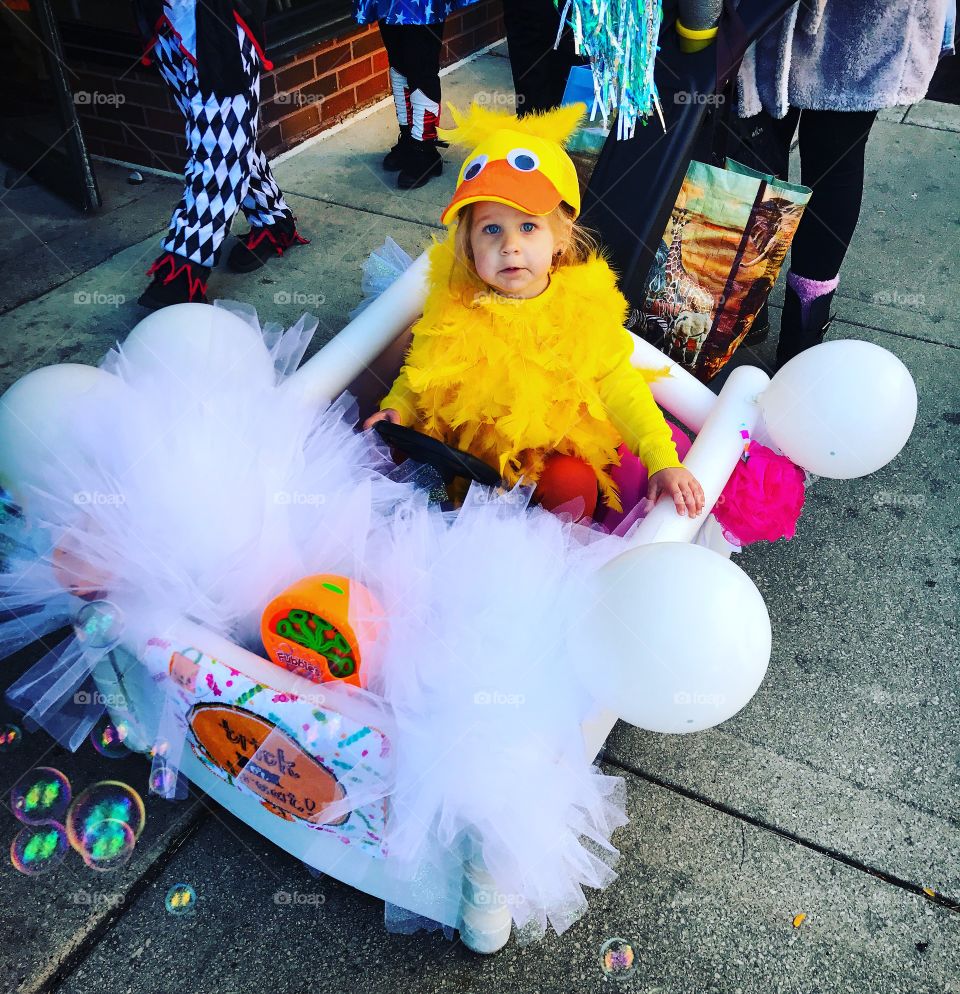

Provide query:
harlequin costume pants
left=150, top=24, right=293, bottom=268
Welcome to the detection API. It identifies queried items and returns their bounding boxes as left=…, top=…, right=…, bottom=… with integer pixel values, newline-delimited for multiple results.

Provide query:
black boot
left=397, top=139, right=443, bottom=190
left=227, top=216, right=309, bottom=274
left=382, top=125, right=412, bottom=171
left=775, top=282, right=835, bottom=371
left=138, top=252, right=210, bottom=310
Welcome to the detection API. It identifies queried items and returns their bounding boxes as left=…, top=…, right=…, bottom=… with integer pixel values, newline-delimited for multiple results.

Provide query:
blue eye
left=463, top=154, right=488, bottom=181
left=520, top=222, right=536, bottom=232
left=507, top=148, right=539, bottom=172
left=482, top=223, right=501, bottom=235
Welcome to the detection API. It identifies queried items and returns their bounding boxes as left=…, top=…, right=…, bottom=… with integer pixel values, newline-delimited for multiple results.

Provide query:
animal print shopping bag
left=638, top=159, right=811, bottom=382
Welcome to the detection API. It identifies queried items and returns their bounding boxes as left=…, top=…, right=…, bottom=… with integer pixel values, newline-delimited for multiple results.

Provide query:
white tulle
left=18, top=302, right=413, bottom=654
left=358, top=484, right=630, bottom=940
left=348, top=236, right=415, bottom=318
left=2, top=304, right=416, bottom=751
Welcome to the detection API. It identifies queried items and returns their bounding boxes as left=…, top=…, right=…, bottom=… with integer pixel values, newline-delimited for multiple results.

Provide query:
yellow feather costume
left=380, top=101, right=680, bottom=512
left=380, top=239, right=681, bottom=512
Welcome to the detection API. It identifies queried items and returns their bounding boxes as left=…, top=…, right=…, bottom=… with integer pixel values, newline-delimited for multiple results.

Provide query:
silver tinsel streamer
left=555, top=0, right=664, bottom=139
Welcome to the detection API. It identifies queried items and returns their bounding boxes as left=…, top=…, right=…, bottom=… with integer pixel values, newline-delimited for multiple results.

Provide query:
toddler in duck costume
left=365, top=103, right=705, bottom=521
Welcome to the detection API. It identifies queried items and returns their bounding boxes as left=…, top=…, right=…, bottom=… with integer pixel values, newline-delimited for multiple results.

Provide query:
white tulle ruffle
left=358, top=484, right=630, bottom=941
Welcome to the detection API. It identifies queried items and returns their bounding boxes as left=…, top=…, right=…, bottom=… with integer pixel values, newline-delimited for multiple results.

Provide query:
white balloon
left=759, top=340, right=917, bottom=479
left=0, top=363, right=131, bottom=507
left=121, top=303, right=271, bottom=390
left=582, top=542, right=770, bottom=733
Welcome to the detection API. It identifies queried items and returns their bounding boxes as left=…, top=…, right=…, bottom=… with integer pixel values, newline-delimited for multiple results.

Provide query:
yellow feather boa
left=381, top=239, right=675, bottom=512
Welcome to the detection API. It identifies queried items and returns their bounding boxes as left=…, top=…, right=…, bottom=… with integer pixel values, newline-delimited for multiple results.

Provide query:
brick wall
left=64, top=3, right=505, bottom=174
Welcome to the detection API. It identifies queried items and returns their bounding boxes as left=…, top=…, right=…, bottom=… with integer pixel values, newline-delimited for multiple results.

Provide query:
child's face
left=468, top=202, right=566, bottom=299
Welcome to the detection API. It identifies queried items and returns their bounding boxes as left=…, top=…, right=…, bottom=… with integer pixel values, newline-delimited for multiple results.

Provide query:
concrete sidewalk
left=1, top=42, right=958, bottom=994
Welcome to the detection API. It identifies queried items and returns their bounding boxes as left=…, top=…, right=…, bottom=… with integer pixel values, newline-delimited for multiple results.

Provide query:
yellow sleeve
left=379, top=366, right=419, bottom=426
left=598, top=336, right=681, bottom=477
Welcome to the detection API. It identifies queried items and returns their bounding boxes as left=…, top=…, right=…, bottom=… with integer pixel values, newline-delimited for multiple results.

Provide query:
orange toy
left=260, top=574, right=383, bottom=689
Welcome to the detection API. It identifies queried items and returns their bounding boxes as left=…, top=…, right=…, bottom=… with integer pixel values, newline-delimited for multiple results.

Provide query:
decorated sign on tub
left=189, top=704, right=350, bottom=824
left=145, top=638, right=391, bottom=857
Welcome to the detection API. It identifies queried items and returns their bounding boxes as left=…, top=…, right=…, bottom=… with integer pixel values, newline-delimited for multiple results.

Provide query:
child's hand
left=363, top=409, right=401, bottom=431
left=648, top=466, right=706, bottom=518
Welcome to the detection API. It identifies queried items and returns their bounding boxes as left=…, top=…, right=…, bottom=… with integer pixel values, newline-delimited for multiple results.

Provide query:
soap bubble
left=79, top=818, right=136, bottom=872
left=89, top=715, right=131, bottom=759
left=165, top=883, right=197, bottom=916
left=0, top=724, right=22, bottom=751
left=148, top=764, right=177, bottom=797
left=11, top=768, right=72, bottom=825
left=66, top=781, right=146, bottom=866
left=599, top=937, right=638, bottom=980
left=10, top=822, right=69, bottom=875
left=73, top=600, right=124, bottom=651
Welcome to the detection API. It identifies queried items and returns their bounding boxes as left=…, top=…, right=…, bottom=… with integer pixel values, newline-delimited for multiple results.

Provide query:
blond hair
left=446, top=202, right=599, bottom=305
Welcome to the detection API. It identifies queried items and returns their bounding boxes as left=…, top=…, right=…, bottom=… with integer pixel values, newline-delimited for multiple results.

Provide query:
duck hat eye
left=462, top=154, right=489, bottom=181
left=506, top=148, right=540, bottom=172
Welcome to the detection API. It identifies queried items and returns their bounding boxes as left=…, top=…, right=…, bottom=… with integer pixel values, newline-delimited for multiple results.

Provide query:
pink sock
left=787, top=271, right=839, bottom=325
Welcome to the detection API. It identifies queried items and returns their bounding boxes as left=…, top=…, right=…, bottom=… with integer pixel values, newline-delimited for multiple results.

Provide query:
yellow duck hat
left=438, top=102, right=587, bottom=226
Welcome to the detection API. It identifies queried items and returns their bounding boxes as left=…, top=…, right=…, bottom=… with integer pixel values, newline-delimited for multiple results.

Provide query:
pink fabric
left=713, top=442, right=806, bottom=546
left=596, top=423, right=692, bottom=534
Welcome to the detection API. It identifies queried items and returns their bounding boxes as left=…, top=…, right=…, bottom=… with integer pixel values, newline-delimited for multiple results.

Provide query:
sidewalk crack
left=605, top=756, right=960, bottom=916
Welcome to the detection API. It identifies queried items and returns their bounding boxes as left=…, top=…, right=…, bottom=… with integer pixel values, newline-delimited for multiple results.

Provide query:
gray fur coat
left=737, top=0, right=951, bottom=118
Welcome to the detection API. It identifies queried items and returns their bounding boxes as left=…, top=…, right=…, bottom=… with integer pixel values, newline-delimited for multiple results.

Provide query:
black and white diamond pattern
left=152, top=26, right=292, bottom=268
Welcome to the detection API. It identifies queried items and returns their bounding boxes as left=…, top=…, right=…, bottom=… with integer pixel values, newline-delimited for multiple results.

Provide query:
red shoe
left=138, top=252, right=210, bottom=310
left=227, top=216, right=309, bottom=273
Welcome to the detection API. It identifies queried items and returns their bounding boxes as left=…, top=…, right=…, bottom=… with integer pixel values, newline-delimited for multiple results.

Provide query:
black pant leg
left=380, top=22, right=444, bottom=103
left=790, top=108, right=878, bottom=280
left=378, top=22, right=404, bottom=67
